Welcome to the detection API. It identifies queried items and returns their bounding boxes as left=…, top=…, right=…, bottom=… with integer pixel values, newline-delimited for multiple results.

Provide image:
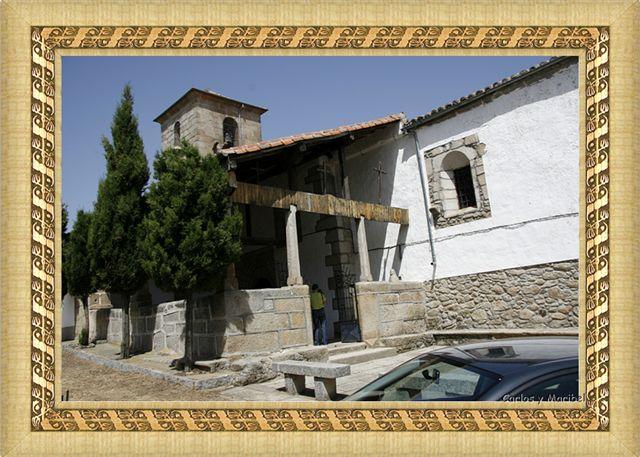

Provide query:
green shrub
left=78, top=328, right=89, bottom=346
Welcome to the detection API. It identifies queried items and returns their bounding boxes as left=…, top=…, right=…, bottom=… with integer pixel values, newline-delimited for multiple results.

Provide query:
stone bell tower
left=154, top=88, right=268, bottom=156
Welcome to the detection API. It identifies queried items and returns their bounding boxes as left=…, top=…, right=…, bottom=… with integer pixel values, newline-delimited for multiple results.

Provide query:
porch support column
left=88, top=306, right=97, bottom=343
left=286, top=205, right=303, bottom=285
left=357, top=216, right=373, bottom=281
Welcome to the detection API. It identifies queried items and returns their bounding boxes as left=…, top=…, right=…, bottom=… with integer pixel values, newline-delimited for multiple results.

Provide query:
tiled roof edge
left=222, top=113, right=405, bottom=156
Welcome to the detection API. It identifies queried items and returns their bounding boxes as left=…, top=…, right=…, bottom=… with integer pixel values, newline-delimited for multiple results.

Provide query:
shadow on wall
left=344, top=126, right=413, bottom=281
left=96, top=286, right=312, bottom=360
left=361, top=137, right=415, bottom=281
left=144, top=286, right=310, bottom=360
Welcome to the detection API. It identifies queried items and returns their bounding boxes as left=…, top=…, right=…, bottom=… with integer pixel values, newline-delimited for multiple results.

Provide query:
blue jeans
left=312, top=309, right=328, bottom=345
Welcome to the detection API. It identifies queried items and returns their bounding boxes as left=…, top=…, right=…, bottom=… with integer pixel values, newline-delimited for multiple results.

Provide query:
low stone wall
left=355, top=281, right=427, bottom=346
left=104, top=285, right=313, bottom=359
left=425, top=260, right=578, bottom=330
left=106, top=308, right=123, bottom=344
left=356, top=260, right=578, bottom=346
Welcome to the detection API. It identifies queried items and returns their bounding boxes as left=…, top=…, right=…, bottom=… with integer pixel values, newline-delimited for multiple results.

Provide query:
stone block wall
left=356, top=260, right=578, bottom=345
left=106, top=308, right=123, bottom=344
left=355, top=281, right=427, bottom=346
left=425, top=260, right=578, bottom=330
left=88, top=308, right=110, bottom=342
left=103, top=285, right=313, bottom=359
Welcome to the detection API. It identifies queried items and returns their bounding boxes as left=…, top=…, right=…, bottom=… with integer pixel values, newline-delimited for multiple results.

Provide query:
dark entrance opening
left=333, top=266, right=361, bottom=343
left=453, top=166, right=477, bottom=209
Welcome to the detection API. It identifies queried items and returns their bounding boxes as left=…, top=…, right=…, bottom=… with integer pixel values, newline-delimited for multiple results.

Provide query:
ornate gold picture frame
left=30, top=25, right=609, bottom=432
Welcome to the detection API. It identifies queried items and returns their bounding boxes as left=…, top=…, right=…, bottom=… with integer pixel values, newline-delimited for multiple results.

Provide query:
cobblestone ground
left=61, top=350, right=226, bottom=402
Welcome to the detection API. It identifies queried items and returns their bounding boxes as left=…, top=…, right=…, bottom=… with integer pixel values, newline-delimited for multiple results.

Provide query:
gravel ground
left=61, top=350, right=226, bottom=402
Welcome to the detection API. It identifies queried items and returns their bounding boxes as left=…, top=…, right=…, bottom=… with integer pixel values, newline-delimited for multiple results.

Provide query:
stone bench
left=272, top=360, right=351, bottom=401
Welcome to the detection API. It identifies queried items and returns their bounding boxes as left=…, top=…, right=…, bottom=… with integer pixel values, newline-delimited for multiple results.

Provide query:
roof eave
left=225, top=116, right=404, bottom=162
left=153, top=88, right=268, bottom=124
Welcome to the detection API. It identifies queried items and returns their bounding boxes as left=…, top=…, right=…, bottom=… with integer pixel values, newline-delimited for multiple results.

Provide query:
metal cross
left=373, top=161, right=387, bottom=204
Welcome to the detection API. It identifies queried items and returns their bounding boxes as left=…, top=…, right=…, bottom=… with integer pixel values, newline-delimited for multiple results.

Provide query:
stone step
left=194, top=359, right=230, bottom=372
left=325, top=342, right=367, bottom=357
left=328, top=347, right=397, bottom=365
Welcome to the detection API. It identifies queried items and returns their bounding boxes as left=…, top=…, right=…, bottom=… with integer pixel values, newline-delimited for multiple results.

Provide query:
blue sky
left=62, top=55, right=550, bottom=225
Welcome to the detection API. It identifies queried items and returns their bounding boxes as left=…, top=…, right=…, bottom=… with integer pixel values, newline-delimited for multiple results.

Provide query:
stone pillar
left=286, top=205, right=303, bottom=285
left=355, top=283, right=381, bottom=347
left=356, top=216, right=372, bottom=282
left=88, top=308, right=98, bottom=343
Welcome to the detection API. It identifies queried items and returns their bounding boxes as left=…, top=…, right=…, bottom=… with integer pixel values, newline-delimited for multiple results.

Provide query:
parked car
left=344, top=337, right=579, bottom=402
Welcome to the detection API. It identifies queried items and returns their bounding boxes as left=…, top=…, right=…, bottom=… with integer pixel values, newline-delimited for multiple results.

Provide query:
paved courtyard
left=216, top=347, right=436, bottom=401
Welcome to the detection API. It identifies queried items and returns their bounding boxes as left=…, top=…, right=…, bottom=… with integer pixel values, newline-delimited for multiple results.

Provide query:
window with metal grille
left=453, top=166, right=477, bottom=209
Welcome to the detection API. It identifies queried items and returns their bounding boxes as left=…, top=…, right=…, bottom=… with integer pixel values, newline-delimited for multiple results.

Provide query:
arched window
left=441, top=151, right=477, bottom=210
left=222, top=117, right=238, bottom=148
left=425, top=133, right=491, bottom=228
left=173, top=121, right=181, bottom=146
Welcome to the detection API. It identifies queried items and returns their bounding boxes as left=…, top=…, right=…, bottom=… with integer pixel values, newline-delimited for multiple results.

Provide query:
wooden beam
left=231, top=181, right=409, bottom=225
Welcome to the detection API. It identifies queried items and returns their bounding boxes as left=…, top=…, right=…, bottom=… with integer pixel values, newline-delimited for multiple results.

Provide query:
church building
left=65, top=57, right=579, bottom=363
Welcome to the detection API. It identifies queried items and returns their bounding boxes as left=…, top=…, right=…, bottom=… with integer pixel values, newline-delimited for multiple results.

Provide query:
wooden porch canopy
left=231, top=181, right=408, bottom=225
left=222, top=113, right=409, bottom=225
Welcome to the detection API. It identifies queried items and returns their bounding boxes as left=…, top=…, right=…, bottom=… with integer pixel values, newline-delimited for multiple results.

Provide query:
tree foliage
left=89, top=84, right=149, bottom=296
left=61, top=203, right=69, bottom=299
left=65, top=210, right=94, bottom=298
left=89, top=84, right=149, bottom=357
left=64, top=209, right=95, bottom=346
left=141, top=141, right=242, bottom=297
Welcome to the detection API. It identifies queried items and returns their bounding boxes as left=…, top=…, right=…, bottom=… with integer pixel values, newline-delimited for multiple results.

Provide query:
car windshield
left=345, top=355, right=500, bottom=401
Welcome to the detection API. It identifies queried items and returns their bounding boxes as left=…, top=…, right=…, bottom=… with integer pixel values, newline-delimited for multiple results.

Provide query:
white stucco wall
left=62, top=294, right=76, bottom=326
left=346, top=60, right=579, bottom=281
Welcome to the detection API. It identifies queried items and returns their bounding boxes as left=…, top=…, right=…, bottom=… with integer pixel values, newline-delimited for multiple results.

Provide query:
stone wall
left=425, top=260, right=578, bottom=330
left=106, top=308, right=123, bottom=344
left=74, top=299, right=87, bottom=339
left=103, top=285, right=313, bottom=359
left=158, top=91, right=264, bottom=156
left=355, top=260, right=578, bottom=346
left=355, top=281, right=427, bottom=346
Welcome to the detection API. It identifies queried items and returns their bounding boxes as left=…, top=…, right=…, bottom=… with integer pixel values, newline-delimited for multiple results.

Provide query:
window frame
left=508, top=368, right=579, bottom=402
left=173, top=121, right=181, bottom=146
left=222, top=117, right=239, bottom=148
left=423, top=133, right=492, bottom=228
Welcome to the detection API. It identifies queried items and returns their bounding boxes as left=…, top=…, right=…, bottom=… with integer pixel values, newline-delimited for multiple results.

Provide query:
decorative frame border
left=30, top=25, right=609, bottom=432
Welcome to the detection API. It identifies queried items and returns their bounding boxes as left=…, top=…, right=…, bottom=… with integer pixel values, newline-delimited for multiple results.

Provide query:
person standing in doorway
left=310, top=284, right=328, bottom=345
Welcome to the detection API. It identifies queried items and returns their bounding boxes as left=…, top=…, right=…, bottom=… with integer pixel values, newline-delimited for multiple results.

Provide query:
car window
left=515, top=372, right=578, bottom=402
left=345, top=356, right=500, bottom=402
left=381, top=360, right=483, bottom=401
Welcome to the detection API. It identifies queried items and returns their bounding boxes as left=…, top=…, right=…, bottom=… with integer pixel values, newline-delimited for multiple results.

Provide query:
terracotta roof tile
left=222, top=113, right=404, bottom=156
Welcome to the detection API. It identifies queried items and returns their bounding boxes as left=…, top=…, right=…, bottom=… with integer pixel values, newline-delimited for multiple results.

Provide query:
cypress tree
left=61, top=203, right=69, bottom=300
left=64, top=210, right=95, bottom=344
left=141, top=141, right=242, bottom=370
left=89, top=84, right=149, bottom=359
